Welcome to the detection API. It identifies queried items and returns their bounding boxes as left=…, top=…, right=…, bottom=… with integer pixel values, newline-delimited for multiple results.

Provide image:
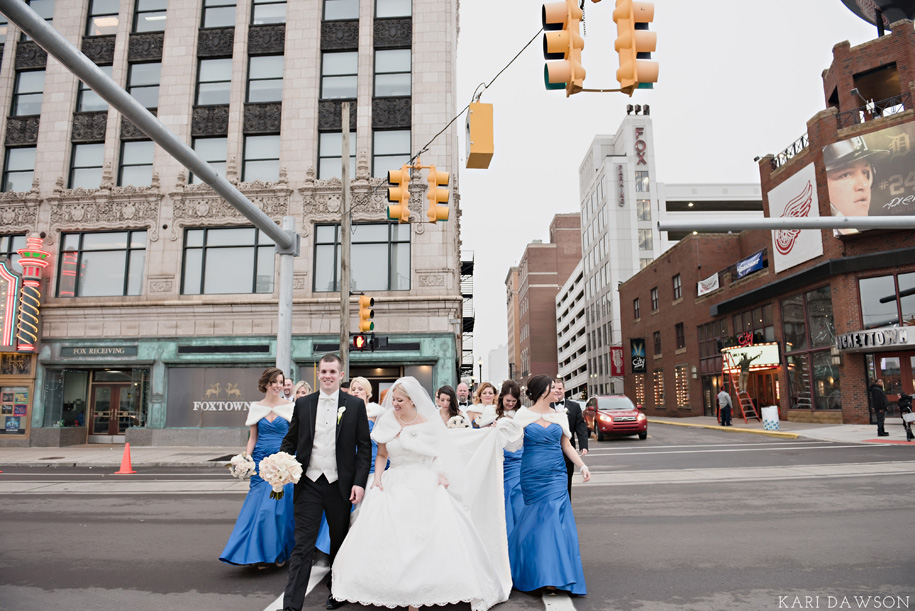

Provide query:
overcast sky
left=453, top=0, right=879, bottom=373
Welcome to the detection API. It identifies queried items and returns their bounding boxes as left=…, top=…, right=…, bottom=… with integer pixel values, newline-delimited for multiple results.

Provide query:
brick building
left=621, top=22, right=915, bottom=425
left=509, top=213, right=581, bottom=388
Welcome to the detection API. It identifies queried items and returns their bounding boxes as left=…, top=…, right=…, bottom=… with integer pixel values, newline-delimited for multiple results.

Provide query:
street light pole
left=477, top=357, right=483, bottom=386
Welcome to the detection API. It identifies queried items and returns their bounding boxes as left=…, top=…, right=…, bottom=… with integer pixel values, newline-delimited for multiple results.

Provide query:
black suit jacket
left=280, top=390, right=372, bottom=499
left=552, top=399, right=589, bottom=456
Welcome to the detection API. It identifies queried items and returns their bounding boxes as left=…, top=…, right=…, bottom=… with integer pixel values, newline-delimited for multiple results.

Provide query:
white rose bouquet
left=447, top=414, right=470, bottom=429
left=226, top=453, right=256, bottom=479
left=259, top=451, right=303, bottom=500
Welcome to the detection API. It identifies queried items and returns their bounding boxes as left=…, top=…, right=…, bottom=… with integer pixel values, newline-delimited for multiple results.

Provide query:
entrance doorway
left=867, top=352, right=915, bottom=419
left=87, top=371, right=145, bottom=443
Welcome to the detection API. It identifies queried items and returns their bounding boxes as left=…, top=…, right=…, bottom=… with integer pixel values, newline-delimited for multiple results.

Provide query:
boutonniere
left=563, top=407, right=570, bottom=414
left=336, top=406, right=346, bottom=425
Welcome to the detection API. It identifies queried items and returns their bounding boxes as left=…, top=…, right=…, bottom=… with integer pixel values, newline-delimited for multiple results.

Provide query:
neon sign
left=0, top=261, right=20, bottom=349
left=16, top=236, right=50, bottom=352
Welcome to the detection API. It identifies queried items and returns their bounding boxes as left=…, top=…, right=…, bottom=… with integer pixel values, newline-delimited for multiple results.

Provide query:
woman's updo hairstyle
left=525, top=375, right=553, bottom=403
left=258, top=367, right=285, bottom=393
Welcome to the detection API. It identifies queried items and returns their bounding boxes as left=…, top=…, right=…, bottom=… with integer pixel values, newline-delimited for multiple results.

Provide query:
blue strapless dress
left=316, top=419, right=379, bottom=555
left=220, top=417, right=295, bottom=565
left=503, top=446, right=524, bottom=539
left=508, top=422, right=586, bottom=595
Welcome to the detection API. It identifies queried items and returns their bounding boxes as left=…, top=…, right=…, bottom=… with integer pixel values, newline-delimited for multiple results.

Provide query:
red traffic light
left=353, top=334, right=368, bottom=351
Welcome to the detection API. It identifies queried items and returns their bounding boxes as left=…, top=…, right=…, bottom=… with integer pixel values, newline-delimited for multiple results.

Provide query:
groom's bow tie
left=554, top=401, right=565, bottom=408
left=319, top=394, right=335, bottom=404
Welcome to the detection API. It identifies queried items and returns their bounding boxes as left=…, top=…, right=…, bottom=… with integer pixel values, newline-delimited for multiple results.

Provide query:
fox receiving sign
left=822, top=122, right=915, bottom=235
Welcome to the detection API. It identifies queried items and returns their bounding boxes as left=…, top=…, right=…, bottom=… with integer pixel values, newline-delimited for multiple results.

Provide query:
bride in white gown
left=331, top=377, right=517, bottom=611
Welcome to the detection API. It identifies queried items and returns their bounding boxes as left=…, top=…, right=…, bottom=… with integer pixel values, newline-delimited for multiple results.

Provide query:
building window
left=314, top=223, right=411, bottom=292
left=674, top=365, right=689, bottom=408
left=196, top=58, right=232, bottom=106
left=57, top=231, right=147, bottom=297
left=324, top=0, right=358, bottom=20
left=372, top=130, right=410, bottom=178
left=252, top=0, right=285, bottom=24
left=635, top=170, right=649, bottom=192
left=731, top=304, right=775, bottom=344
left=650, top=287, right=658, bottom=311
left=86, top=0, right=119, bottom=36
left=638, top=228, right=653, bottom=251
left=190, top=137, right=228, bottom=183
left=781, top=286, right=836, bottom=410
left=134, top=0, right=167, bottom=32
left=859, top=273, right=915, bottom=329
left=247, top=55, right=284, bottom=103
left=2, top=147, right=37, bottom=192
left=652, top=369, right=664, bottom=408
left=376, top=0, right=411, bottom=18
left=321, top=52, right=358, bottom=99
left=77, top=65, right=113, bottom=112
left=202, top=0, right=235, bottom=28
left=127, top=62, right=161, bottom=109
left=182, top=227, right=275, bottom=294
left=0, top=234, right=26, bottom=274
left=374, top=49, right=411, bottom=97
left=640, top=257, right=652, bottom=269
left=653, top=330, right=661, bottom=355
left=243, top=134, right=280, bottom=182
left=118, top=140, right=154, bottom=186
left=637, top=198, right=651, bottom=221
left=0, top=17, right=7, bottom=45
left=673, top=274, right=682, bottom=300
left=633, top=373, right=645, bottom=407
left=11, top=70, right=45, bottom=117
left=698, top=319, right=728, bottom=361
left=633, top=298, right=640, bottom=320
left=675, top=322, right=685, bottom=349
left=317, top=132, right=357, bottom=179
left=22, top=0, right=54, bottom=41
left=69, top=143, right=105, bottom=189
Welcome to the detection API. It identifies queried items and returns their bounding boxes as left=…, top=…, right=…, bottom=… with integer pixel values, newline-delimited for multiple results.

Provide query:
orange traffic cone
left=114, top=443, right=136, bottom=474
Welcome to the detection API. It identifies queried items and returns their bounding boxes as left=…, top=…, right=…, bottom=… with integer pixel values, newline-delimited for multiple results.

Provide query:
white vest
left=306, top=392, right=339, bottom=483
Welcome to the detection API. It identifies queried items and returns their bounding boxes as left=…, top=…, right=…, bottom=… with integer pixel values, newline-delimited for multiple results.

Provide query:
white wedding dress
left=331, top=408, right=516, bottom=611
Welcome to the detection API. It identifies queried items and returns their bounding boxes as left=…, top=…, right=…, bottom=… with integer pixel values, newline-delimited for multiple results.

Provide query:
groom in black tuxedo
left=280, top=354, right=372, bottom=611
left=551, top=377, right=589, bottom=498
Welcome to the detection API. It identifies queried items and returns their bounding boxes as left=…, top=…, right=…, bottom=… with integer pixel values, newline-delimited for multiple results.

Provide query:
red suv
left=584, top=395, right=648, bottom=441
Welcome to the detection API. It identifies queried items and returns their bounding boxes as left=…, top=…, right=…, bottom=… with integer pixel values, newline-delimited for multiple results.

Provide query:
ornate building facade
left=0, top=0, right=463, bottom=446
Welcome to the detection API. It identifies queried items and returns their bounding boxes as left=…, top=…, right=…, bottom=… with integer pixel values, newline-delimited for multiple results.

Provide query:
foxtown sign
left=835, top=327, right=914, bottom=352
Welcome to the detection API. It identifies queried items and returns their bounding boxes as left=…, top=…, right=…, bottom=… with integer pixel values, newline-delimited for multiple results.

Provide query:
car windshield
left=597, top=397, right=636, bottom=411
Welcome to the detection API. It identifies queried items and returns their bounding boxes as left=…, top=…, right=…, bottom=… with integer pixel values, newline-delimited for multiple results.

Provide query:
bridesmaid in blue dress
left=220, top=367, right=296, bottom=567
left=508, top=375, right=590, bottom=595
left=497, top=380, right=524, bottom=539
left=315, top=376, right=382, bottom=554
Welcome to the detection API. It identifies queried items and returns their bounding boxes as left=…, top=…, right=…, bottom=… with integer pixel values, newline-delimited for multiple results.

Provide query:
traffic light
left=352, top=334, right=368, bottom=351
left=387, top=164, right=411, bottom=223
left=466, top=102, right=494, bottom=169
left=426, top=164, right=450, bottom=223
left=613, top=0, right=658, bottom=96
left=542, top=0, right=585, bottom=97
left=358, top=295, right=374, bottom=332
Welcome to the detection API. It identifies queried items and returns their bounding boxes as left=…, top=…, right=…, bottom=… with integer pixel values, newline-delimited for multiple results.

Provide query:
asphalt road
left=1, top=427, right=913, bottom=611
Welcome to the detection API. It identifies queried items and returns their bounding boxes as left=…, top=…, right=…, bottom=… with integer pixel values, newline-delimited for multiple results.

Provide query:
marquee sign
left=722, top=342, right=781, bottom=373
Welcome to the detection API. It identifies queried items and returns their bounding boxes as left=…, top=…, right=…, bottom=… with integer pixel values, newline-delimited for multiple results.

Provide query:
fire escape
left=460, top=252, right=475, bottom=380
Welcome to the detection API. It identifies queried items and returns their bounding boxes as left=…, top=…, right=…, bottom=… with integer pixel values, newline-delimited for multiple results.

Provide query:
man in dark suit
left=551, top=377, right=589, bottom=497
left=279, top=354, right=372, bottom=611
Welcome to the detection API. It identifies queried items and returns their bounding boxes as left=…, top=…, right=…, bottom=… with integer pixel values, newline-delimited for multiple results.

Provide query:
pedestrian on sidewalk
left=869, top=379, right=889, bottom=437
left=717, top=385, right=733, bottom=427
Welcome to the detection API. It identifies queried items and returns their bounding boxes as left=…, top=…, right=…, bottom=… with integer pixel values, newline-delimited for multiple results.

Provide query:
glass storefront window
left=812, top=351, right=840, bottom=410
left=806, top=286, right=835, bottom=348
left=781, top=294, right=807, bottom=352
left=786, top=352, right=811, bottom=409
left=899, top=272, right=915, bottom=326
left=859, top=275, right=898, bottom=329
left=43, top=369, right=89, bottom=427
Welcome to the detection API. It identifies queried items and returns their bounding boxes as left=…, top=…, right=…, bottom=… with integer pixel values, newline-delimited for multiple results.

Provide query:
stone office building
left=0, top=0, right=464, bottom=446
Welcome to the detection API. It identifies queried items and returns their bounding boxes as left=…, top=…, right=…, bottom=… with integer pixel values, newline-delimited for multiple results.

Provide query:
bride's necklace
left=397, top=408, right=419, bottom=425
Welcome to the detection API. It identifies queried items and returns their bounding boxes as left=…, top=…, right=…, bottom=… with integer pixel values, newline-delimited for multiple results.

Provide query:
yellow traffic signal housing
left=542, top=0, right=585, bottom=97
left=613, top=0, right=658, bottom=96
left=358, top=295, right=374, bottom=332
left=426, top=164, right=450, bottom=223
left=387, top=164, right=411, bottom=223
left=466, top=102, right=494, bottom=169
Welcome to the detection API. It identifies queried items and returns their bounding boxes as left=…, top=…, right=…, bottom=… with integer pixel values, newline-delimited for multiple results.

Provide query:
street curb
left=647, top=418, right=800, bottom=439
left=0, top=461, right=230, bottom=469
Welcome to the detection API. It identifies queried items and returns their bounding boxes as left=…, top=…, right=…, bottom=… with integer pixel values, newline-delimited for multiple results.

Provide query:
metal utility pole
left=658, top=217, right=915, bottom=233
left=0, top=0, right=300, bottom=374
left=339, top=102, right=352, bottom=379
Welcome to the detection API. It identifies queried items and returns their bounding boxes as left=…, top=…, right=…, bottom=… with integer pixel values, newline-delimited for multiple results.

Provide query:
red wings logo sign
left=774, top=180, right=813, bottom=255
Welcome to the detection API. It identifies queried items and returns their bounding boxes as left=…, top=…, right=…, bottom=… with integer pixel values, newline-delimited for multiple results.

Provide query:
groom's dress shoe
left=326, top=595, right=346, bottom=610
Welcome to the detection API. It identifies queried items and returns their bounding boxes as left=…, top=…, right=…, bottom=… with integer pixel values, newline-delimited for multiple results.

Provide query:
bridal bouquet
left=259, top=451, right=302, bottom=500
left=447, top=414, right=470, bottom=429
left=226, top=453, right=256, bottom=479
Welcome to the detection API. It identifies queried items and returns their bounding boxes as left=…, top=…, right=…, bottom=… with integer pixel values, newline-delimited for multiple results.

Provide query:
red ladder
left=721, top=352, right=761, bottom=423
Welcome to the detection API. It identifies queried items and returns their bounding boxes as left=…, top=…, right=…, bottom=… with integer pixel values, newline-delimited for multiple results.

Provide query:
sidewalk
left=649, top=415, right=915, bottom=445
left=0, top=417, right=912, bottom=469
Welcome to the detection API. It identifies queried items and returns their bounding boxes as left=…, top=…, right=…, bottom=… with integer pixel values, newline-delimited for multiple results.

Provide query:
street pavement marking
left=543, top=591, right=577, bottom=611
left=585, top=440, right=828, bottom=452
left=586, top=443, right=869, bottom=457
left=262, top=562, right=328, bottom=611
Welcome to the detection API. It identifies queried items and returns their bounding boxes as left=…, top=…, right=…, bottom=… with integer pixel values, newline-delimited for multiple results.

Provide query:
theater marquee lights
left=0, top=260, right=21, bottom=350
left=16, top=235, right=51, bottom=352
